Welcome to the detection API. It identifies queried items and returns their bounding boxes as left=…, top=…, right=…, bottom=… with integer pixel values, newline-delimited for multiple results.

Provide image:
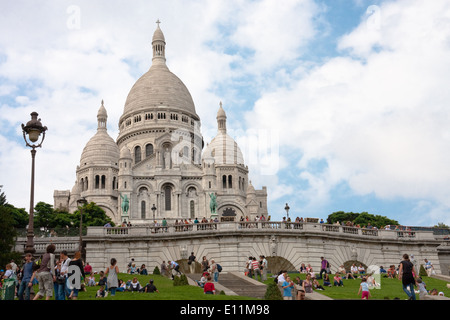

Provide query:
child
left=416, top=278, right=428, bottom=300
left=87, top=272, right=96, bottom=286
left=96, top=285, right=108, bottom=298
left=358, top=277, right=371, bottom=300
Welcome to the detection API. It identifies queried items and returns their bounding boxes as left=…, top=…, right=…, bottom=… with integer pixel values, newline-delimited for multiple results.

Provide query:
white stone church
left=54, top=23, right=268, bottom=225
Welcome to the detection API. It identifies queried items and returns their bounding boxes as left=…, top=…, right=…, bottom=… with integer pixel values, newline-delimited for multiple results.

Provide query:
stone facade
left=54, top=23, right=268, bottom=224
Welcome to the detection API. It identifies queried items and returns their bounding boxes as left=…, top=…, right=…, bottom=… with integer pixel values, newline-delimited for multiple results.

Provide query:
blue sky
left=1, top=0, right=450, bottom=226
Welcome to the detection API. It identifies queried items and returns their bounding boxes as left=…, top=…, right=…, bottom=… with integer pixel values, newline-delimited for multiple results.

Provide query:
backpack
left=217, top=264, right=222, bottom=272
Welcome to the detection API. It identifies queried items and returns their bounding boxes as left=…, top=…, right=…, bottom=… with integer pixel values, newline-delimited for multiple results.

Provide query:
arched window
left=145, top=144, right=154, bottom=158
left=141, top=201, right=146, bottom=219
left=80, top=178, right=84, bottom=191
left=164, top=186, right=172, bottom=211
left=101, top=175, right=106, bottom=189
left=135, top=146, right=141, bottom=164
left=95, top=175, right=100, bottom=189
left=222, top=175, right=227, bottom=189
left=228, top=175, right=233, bottom=189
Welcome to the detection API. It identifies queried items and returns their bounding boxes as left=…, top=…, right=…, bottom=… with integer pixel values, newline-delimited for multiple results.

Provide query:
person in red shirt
left=84, top=262, right=92, bottom=274
left=203, top=276, right=215, bottom=295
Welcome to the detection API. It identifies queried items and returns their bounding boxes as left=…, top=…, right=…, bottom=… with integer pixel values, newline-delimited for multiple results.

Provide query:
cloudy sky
left=1, top=0, right=450, bottom=226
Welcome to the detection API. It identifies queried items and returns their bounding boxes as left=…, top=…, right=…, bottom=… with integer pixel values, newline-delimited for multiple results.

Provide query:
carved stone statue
left=164, top=148, right=170, bottom=169
left=120, top=193, right=129, bottom=215
left=209, top=193, right=217, bottom=215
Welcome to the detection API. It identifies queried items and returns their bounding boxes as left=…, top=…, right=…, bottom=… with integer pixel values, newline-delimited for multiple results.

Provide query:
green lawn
left=31, top=272, right=450, bottom=300
left=34, top=273, right=255, bottom=300
left=267, top=273, right=450, bottom=300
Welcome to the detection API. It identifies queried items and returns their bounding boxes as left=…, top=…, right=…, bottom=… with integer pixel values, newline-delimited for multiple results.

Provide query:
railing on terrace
left=84, top=221, right=438, bottom=240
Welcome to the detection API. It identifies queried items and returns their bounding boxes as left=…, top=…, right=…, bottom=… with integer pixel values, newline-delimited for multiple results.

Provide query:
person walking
left=319, top=257, right=328, bottom=279
left=358, top=277, right=371, bottom=300
left=399, top=253, right=417, bottom=300
left=105, top=258, right=119, bottom=296
left=68, top=251, right=84, bottom=300
left=17, top=253, right=33, bottom=300
left=33, top=244, right=56, bottom=300
left=210, top=259, right=219, bottom=282
left=57, top=250, right=71, bottom=300
left=188, top=252, right=196, bottom=274
left=201, top=256, right=209, bottom=273
left=260, top=255, right=268, bottom=281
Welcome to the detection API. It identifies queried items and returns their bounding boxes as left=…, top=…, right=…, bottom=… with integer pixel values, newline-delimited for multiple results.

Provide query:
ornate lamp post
left=284, top=203, right=290, bottom=220
left=77, top=197, right=88, bottom=252
left=22, top=112, right=47, bottom=254
left=151, top=204, right=157, bottom=221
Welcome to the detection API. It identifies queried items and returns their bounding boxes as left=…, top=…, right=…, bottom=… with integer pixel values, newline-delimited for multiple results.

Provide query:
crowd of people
left=2, top=246, right=448, bottom=300
left=276, top=255, right=447, bottom=300
left=0, top=244, right=165, bottom=300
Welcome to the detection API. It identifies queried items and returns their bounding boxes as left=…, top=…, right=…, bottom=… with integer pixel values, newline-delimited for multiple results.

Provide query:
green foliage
left=72, top=202, right=114, bottom=227
left=419, top=264, right=427, bottom=277
left=434, top=222, right=449, bottom=229
left=0, top=192, right=22, bottom=267
left=5, top=204, right=29, bottom=228
left=264, top=282, right=283, bottom=300
left=173, top=274, right=189, bottom=286
left=34, top=201, right=55, bottom=230
left=327, top=211, right=399, bottom=228
left=153, top=266, right=161, bottom=275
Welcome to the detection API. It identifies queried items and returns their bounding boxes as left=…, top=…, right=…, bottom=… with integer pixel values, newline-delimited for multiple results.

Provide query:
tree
left=0, top=192, right=22, bottom=267
left=327, top=211, right=398, bottom=228
left=34, top=201, right=55, bottom=230
left=71, top=202, right=114, bottom=227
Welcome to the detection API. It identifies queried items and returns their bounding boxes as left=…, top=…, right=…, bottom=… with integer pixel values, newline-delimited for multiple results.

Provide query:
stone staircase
left=187, top=272, right=267, bottom=299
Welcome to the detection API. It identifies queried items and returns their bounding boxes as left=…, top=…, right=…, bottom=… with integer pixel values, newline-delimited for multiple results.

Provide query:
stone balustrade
left=84, top=221, right=435, bottom=241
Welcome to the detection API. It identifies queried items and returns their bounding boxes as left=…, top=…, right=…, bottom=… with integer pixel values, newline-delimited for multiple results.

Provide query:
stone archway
left=266, top=256, right=296, bottom=274
left=343, top=260, right=368, bottom=273
left=176, top=259, right=202, bottom=274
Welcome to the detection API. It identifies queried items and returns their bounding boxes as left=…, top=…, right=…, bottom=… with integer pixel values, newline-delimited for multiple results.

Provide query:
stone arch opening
left=343, top=260, right=368, bottom=273
left=266, top=256, right=296, bottom=274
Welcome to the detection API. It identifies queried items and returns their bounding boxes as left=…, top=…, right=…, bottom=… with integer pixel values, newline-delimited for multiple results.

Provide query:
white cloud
left=245, top=0, right=450, bottom=225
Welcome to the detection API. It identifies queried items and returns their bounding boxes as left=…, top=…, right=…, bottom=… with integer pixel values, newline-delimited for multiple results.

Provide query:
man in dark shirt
left=144, top=279, right=159, bottom=293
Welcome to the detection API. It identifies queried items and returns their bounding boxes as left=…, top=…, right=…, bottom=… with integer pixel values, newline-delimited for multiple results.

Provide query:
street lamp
left=151, top=204, right=157, bottom=221
left=284, top=203, right=290, bottom=220
left=77, top=197, right=88, bottom=252
left=22, top=112, right=47, bottom=254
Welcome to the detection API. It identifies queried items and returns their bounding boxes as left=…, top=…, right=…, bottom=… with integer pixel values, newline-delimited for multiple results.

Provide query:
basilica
left=53, top=23, right=268, bottom=225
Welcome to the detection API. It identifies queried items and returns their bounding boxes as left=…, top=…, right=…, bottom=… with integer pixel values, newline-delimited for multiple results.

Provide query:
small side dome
left=120, top=146, right=132, bottom=159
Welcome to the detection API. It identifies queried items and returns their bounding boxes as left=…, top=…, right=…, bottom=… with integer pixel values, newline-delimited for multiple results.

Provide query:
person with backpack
left=33, top=244, right=56, bottom=300
left=210, top=259, right=219, bottom=282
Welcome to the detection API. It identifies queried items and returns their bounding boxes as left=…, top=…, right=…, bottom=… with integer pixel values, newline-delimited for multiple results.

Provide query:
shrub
left=153, top=266, right=161, bottom=275
left=264, top=282, right=283, bottom=300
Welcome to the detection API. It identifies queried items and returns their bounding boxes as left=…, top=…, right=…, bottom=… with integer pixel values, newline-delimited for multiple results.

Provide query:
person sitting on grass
left=96, top=285, right=108, bottom=298
left=333, top=273, right=344, bottom=286
left=130, top=277, right=142, bottom=292
left=203, top=276, right=216, bottom=295
left=144, top=279, right=159, bottom=293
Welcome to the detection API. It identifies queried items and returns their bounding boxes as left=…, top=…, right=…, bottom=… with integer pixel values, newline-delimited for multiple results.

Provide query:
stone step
left=187, top=272, right=267, bottom=299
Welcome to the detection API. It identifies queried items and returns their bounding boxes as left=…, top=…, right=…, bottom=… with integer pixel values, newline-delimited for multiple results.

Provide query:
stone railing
left=85, top=221, right=436, bottom=241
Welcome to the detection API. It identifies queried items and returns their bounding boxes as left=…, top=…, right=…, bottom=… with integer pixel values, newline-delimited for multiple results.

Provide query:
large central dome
left=121, top=22, right=199, bottom=122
